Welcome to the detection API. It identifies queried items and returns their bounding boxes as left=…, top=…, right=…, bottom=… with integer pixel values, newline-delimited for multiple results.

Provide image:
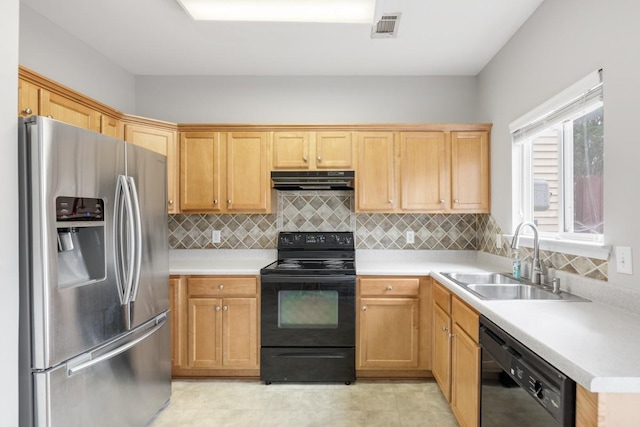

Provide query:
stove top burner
left=261, top=258, right=355, bottom=275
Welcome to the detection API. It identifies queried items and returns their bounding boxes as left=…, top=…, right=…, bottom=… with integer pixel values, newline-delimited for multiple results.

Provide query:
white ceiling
left=21, top=0, right=544, bottom=76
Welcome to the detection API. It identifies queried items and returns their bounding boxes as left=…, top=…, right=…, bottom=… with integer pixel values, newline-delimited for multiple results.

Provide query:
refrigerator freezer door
left=33, top=314, right=171, bottom=427
left=125, top=143, right=170, bottom=329
left=22, top=117, right=128, bottom=370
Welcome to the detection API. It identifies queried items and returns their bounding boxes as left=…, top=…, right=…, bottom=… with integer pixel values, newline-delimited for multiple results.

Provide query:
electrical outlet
left=615, top=246, right=633, bottom=274
left=212, top=230, right=221, bottom=244
left=406, top=230, right=415, bottom=244
left=495, top=233, right=502, bottom=249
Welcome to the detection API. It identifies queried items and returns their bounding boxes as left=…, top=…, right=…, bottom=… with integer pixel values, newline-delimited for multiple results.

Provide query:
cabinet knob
left=223, top=306, right=228, bottom=311
left=386, top=285, right=393, bottom=291
left=168, top=199, right=174, bottom=205
left=440, top=199, right=445, bottom=204
left=454, top=199, right=459, bottom=203
left=46, top=115, right=53, bottom=119
left=215, top=306, right=221, bottom=312
left=441, top=326, right=448, bottom=332
left=317, top=156, right=322, bottom=162
left=227, top=200, right=232, bottom=204
left=303, top=156, right=308, bottom=162
left=218, top=284, right=224, bottom=290
left=449, top=333, right=455, bottom=339
left=22, top=108, right=32, bottom=115
left=213, top=199, right=218, bottom=204
left=361, top=306, right=367, bottom=311
left=389, top=200, right=393, bottom=204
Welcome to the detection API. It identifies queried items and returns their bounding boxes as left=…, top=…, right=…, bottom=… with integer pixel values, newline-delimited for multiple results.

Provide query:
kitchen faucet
left=511, top=221, right=546, bottom=284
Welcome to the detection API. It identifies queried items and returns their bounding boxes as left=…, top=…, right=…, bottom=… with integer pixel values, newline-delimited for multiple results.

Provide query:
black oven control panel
left=278, top=232, right=354, bottom=249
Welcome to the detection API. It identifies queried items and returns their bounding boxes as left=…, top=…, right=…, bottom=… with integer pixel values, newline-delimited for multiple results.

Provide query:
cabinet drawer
left=451, top=296, right=479, bottom=342
left=359, top=278, right=420, bottom=297
left=188, top=277, right=258, bottom=297
left=433, top=281, right=451, bottom=314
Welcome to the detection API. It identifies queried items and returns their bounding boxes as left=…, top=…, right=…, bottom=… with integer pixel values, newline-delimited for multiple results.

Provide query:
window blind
left=509, top=69, right=603, bottom=144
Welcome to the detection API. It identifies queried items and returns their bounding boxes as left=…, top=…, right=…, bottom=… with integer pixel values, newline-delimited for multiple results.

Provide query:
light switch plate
left=495, top=233, right=502, bottom=249
left=615, top=246, right=633, bottom=275
left=212, top=230, right=221, bottom=244
left=406, top=230, right=415, bottom=244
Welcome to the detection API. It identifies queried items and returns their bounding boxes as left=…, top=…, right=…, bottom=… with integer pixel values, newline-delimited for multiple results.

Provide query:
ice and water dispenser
left=56, top=197, right=106, bottom=288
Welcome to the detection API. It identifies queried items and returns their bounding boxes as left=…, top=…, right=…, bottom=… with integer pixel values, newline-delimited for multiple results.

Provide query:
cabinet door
left=169, top=276, right=187, bottom=370
left=358, top=297, right=419, bottom=369
left=451, top=323, right=480, bottom=427
left=451, top=131, right=490, bottom=213
left=400, top=132, right=450, bottom=211
left=222, top=298, right=258, bottom=368
left=125, top=124, right=179, bottom=213
left=180, top=132, right=223, bottom=212
left=356, top=132, right=396, bottom=212
left=272, top=132, right=310, bottom=169
left=315, top=131, right=353, bottom=169
left=433, top=304, right=452, bottom=402
left=41, top=89, right=101, bottom=132
left=187, top=297, right=223, bottom=369
left=18, top=78, right=39, bottom=117
left=100, top=115, right=121, bottom=139
left=226, top=132, right=270, bottom=212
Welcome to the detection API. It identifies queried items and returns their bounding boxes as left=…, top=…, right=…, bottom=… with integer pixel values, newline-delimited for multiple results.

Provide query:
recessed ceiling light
left=176, top=0, right=377, bottom=23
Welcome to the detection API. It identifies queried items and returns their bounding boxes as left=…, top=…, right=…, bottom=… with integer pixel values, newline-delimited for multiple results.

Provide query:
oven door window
left=278, top=290, right=338, bottom=329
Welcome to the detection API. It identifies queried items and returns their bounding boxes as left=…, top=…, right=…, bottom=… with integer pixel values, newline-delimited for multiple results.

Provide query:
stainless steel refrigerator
left=19, top=116, right=171, bottom=426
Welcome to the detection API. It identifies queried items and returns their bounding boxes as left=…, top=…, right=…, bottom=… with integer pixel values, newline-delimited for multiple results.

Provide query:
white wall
left=1, top=0, right=20, bottom=423
left=134, top=75, right=478, bottom=123
left=19, top=4, right=136, bottom=113
left=478, top=0, right=640, bottom=290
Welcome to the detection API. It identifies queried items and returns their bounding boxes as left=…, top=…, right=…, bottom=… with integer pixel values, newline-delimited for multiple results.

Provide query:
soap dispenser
left=512, top=250, right=521, bottom=279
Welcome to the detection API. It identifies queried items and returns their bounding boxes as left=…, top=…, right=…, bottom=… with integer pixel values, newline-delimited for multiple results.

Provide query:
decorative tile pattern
left=278, top=191, right=355, bottom=231
left=355, top=213, right=479, bottom=250
left=167, top=202, right=609, bottom=281
left=478, top=215, right=609, bottom=281
left=168, top=213, right=278, bottom=249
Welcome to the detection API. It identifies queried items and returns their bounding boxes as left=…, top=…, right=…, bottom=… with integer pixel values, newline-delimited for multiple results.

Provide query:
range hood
left=271, top=171, right=355, bottom=191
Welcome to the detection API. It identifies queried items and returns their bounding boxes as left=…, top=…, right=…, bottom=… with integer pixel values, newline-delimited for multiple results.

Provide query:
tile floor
left=150, top=379, right=459, bottom=427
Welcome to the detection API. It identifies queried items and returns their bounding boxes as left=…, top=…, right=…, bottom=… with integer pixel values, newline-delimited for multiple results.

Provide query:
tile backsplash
left=168, top=191, right=609, bottom=280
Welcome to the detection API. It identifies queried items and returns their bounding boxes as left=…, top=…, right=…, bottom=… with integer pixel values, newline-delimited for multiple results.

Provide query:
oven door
left=260, top=275, right=355, bottom=347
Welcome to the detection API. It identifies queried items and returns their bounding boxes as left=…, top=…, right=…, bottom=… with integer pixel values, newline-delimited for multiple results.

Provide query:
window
left=511, top=70, right=604, bottom=243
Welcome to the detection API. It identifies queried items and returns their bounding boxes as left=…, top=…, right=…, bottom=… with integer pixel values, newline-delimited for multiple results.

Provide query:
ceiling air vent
left=371, top=13, right=401, bottom=38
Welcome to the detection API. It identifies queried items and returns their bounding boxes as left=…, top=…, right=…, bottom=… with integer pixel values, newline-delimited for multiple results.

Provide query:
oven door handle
left=260, top=275, right=356, bottom=283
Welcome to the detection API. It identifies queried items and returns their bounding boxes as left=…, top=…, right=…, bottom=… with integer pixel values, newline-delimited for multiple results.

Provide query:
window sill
left=501, top=235, right=611, bottom=260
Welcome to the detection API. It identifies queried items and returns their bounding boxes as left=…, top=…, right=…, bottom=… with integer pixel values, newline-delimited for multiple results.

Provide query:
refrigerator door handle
left=127, top=176, right=143, bottom=303
left=114, top=174, right=136, bottom=306
left=66, top=313, right=168, bottom=377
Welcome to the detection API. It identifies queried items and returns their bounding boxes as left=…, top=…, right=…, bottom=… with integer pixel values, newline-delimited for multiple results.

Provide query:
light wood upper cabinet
left=18, top=78, right=39, bottom=117
left=315, top=131, right=353, bottom=169
left=272, top=132, right=311, bottom=169
left=400, top=132, right=450, bottom=211
left=124, top=123, right=179, bottom=214
left=100, top=115, right=122, bottom=139
left=356, top=132, right=396, bottom=212
left=180, top=131, right=272, bottom=213
left=226, top=132, right=271, bottom=213
left=41, top=89, right=101, bottom=132
left=180, top=132, right=224, bottom=212
left=272, top=131, right=353, bottom=170
left=451, top=131, right=490, bottom=213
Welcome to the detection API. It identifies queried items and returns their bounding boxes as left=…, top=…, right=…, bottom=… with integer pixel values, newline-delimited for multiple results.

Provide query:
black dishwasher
left=479, top=316, right=576, bottom=427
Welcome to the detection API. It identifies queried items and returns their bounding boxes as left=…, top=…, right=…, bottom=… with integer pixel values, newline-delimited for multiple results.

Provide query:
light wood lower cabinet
left=432, top=280, right=480, bottom=427
left=576, top=385, right=640, bottom=427
left=356, top=276, right=431, bottom=377
left=173, top=276, right=259, bottom=377
left=169, top=275, right=187, bottom=371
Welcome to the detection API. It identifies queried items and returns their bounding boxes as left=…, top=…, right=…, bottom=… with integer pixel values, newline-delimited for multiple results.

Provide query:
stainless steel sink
left=440, top=272, right=589, bottom=301
left=466, top=284, right=562, bottom=300
left=442, top=272, right=520, bottom=285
